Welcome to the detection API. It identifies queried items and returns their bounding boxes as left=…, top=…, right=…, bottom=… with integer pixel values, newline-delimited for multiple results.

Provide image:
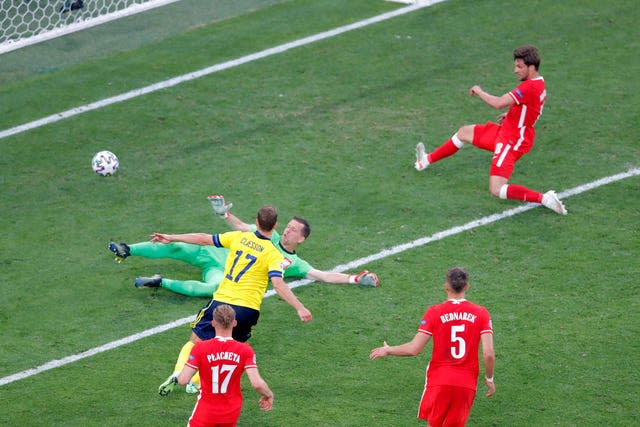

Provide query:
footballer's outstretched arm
left=224, top=211, right=253, bottom=232
left=208, top=195, right=252, bottom=231
left=151, top=232, right=213, bottom=245
left=271, top=276, right=312, bottom=322
left=307, top=269, right=380, bottom=287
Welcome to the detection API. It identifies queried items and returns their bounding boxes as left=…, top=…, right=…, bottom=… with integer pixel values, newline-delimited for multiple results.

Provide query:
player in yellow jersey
left=153, top=205, right=312, bottom=396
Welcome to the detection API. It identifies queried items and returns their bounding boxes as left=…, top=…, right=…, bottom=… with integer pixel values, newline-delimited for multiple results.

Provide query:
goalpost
left=0, top=0, right=184, bottom=55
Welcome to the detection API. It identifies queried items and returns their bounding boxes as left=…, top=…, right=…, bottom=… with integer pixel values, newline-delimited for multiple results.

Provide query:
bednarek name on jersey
left=440, top=312, right=477, bottom=324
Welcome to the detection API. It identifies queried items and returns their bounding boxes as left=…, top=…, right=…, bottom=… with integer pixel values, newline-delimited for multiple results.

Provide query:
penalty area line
left=1, top=166, right=638, bottom=387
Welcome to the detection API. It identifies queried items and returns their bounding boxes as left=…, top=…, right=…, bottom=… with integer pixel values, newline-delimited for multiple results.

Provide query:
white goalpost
left=0, top=0, right=184, bottom=55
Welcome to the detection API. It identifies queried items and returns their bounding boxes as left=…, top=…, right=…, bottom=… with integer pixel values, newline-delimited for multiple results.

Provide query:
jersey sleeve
left=267, top=245, right=285, bottom=279
left=243, top=345, right=257, bottom=370
left=212, top=230, right=241, bottom=249
left=479, top=307, right=493, bottom=335
left=283, top=257, right=313, bottom=279
left=418, top=307, right=434, bottom=336
left=509, top=80, right=532, bottom=105
left=185, top=342, right=203, bottom=370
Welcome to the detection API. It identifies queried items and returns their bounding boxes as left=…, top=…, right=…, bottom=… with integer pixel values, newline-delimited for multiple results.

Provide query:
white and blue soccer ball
left=91, top=150, right=119, bottom=176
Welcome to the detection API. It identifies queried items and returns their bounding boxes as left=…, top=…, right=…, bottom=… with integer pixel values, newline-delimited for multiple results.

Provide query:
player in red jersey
left=176, top=304, right=273, bottom=427
left=414, top=45, right=567, bottom=215
left=370, top=268, right=495, bottom=427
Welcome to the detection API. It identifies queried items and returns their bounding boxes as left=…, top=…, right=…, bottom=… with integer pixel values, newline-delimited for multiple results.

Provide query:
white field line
left=0, top=0, right=447, bottom=141
left=1, top=166, right=638, bottom=387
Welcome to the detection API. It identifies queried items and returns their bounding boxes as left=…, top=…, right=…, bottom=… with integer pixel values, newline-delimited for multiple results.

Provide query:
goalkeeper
left=109, top=195, right=380, bottom=298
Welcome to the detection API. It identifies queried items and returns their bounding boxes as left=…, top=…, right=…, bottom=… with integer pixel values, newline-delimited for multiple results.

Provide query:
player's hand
left=259, top=395, right=273, bottom=411
left=469, top=85, right=482, bottom=96
left=150, top=232, right=171, bottom=243
left=369, top=341, right=390, bottom=360
left=496, top=112, right=507, bottom=124
left=485, top=378, right=496, bottom=397
left=208, top=195, right=233, bottom=217
left=297, top=307, right=312, bottom=323
left=352, top=271, right=380, bottom=287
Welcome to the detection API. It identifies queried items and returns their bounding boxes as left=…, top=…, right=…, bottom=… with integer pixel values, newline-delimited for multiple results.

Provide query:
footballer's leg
left=108, top=242, right=130, bottom=262
left=416, top=129, right=468, bottom=171
left=158, top=375, right=178, bottom=397
left=415, top=142, right=429, bottom=171
left=157, top=278, right=214, bottom=297
left=134, top=274, right=162, bottom=288
left=148, top=265, right=223, bottom=297
left=541, top=190, right=568, bottom=215
left=158, top=341, right=193, bottom=396
left=159, top=337, right=201, bottom=396
left=128, top=241, right=203, bottom=265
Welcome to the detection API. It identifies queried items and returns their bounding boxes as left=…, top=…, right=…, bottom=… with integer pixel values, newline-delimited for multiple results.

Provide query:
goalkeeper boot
left=158, top=374, right=178, bottom=397
left=135, top=274, right=162, bottom=289
left=541, top=191, right=568, bottom=215
left=185, top=382, right=200, bottom=394
left=108, top=242, right=130, bottom=263
left=415, top=142, right=429, bottom=171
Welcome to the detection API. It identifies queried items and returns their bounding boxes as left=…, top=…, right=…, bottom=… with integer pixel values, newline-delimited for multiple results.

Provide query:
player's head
left=513, top=45, right=540, bottom=69
left=292, top=216, right=311, bottom=238
left=256, top=205, right=278, bottom=231
left=513, top=45, right=540, bottom=81
left=281, top=216, right=311, bottom=249
left=213, top=304, right=237, bottom=329
left=445, top=267, right=469, bottom=293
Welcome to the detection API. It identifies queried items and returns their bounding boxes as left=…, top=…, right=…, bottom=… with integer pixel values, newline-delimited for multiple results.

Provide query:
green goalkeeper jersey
left=250, top=226, right=313, bottom=279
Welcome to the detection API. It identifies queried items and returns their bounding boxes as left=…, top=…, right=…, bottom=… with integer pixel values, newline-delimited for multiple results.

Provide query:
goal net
left=0, top=0, right=183, bottom=55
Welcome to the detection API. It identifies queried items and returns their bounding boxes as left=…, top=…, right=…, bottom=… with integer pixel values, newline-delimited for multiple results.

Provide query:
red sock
left=427, top=139, right=460, bottom=164
left=506, top=184, right=543, bottom=203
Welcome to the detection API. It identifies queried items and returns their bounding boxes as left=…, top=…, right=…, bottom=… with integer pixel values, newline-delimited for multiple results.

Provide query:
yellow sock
left=173, top=341, right=194, bottom=376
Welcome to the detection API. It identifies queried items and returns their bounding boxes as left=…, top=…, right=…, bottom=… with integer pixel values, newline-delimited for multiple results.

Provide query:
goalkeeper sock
left=161, top=279, right=219, bottom=298
left=428, top=134, right=463, bottom=164
left=502, top=184, right=543, bottom=203
left=173, top=341, right=195, bottom=376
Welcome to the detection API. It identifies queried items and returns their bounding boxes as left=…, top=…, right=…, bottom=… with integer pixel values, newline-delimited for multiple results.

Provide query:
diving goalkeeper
left=109, top=195, right=380, bottom=297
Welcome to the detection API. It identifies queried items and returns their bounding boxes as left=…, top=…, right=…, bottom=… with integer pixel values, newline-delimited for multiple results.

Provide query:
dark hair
left=213, top=304, right=236, bottom=328
left=257, top=205, right=278, bottom=231
left=513, top=45, right=541, bottom=70
left=446, top=267, right=469, bottom=293
left=292, top=216, right=311, bottom=238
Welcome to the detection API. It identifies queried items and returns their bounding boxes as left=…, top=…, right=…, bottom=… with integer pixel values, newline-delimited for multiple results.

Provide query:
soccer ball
left=91, top=151, right=119, bottom=176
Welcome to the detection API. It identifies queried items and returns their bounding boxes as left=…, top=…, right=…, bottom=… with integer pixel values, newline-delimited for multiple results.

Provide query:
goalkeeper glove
left=349, top=271, right=379, bottom=287
left=208, top=195, right=233, bottom=218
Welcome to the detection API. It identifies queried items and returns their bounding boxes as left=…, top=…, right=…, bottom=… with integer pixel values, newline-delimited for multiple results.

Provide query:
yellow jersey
left=212, top=230, right=285, bottom=311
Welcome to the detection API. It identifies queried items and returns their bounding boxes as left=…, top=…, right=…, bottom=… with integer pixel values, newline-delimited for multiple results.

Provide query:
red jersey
left=499, top=76, right=546, bottom=153
left=185, top=337, right=258, bottom=426
left=419, top=299, right=492, bottom=391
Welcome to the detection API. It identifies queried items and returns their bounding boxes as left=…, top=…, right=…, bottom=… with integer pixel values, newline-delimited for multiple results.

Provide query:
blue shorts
left=191, top=300, right=260, bottom=342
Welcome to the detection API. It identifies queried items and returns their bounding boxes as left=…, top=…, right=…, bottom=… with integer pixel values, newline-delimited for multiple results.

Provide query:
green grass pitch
left=0, top=0, right=638, bottom=426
